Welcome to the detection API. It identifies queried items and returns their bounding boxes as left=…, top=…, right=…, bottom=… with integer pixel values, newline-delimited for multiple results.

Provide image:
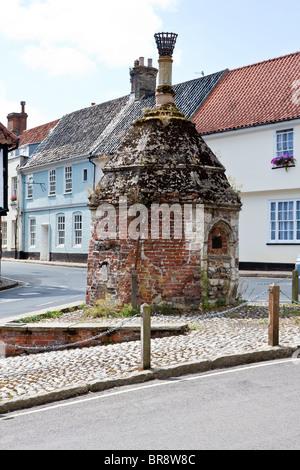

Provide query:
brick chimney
left=7, top=101, right=28, bottom=135
left=130, top=57, right=158, bottom=100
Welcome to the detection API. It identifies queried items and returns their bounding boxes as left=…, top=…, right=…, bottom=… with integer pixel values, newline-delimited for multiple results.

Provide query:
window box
left=271, top=153, right=296, bottom=171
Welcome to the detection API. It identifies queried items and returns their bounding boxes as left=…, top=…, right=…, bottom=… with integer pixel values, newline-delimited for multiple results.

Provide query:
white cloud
left=22, top=45, right=96, bottom=76
left=0, top=0, right=179, bottom=76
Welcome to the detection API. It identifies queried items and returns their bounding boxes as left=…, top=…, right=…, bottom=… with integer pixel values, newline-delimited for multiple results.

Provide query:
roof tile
left=18, top=119, right=60, bottom=146
left=193, top=51, right=300, bottom=134
left=21, top=70, right=226, bottom=170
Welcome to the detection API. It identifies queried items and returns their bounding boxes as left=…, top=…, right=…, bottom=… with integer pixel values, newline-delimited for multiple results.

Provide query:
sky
left=0, top=0, right=299, bottom=129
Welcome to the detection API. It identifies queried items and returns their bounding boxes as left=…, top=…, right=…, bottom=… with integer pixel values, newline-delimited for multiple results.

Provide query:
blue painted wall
left=23, top=159, right=95, bottom=260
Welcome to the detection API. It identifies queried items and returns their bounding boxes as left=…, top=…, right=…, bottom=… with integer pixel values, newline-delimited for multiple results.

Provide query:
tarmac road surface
left=0, top=359, right=299, bottom=450
left=0, top=260, right=86, bottom=319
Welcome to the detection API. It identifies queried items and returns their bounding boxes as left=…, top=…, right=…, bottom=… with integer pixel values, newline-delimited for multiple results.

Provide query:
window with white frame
left=64, top=166, right=72, bottom=193
left=11, top=220, right=16, bottom=248
left=57, top=214, right=65, bottom=246
left=276, top=129, right=294, bottom=158
left=1, top=221, right=7, bottom=247
left=20, top=145, right=29, bottom=157
left=269, top=200, right=300, bottom=243
left=29, top=218, right=36, bottom=247
left=26, top=174, right=33, bottom=199
left=73, top=212, right=82, bottom=246
left=82, top=168, right=88, bottom=182
left=49, top=169, right=56, bottom=196
left=11, top=177, right=18, bottom=199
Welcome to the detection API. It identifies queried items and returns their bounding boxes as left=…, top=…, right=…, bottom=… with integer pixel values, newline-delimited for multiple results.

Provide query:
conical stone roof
left=89, top=103, right=241, bottom=208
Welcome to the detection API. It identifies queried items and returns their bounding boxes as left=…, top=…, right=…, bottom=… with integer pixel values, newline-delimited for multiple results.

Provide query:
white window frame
left=82, top=168, right=88, bottom=182
left=11, top=176, right=18, bottom=198
left=73, top=212, right=82, bottom=246
left=20, top=145, right=29, bottom=157
left=29, top=218, right=36, bottom=247
left=26, top=174, right=33, bottom=199
left=57, top=213, right=65, bottom=246
left=275, top=128, right=294, bottom=159
left=269, top=199, right=300, bottom=243
left=48, top=169, right=56, bottom=196
left=1, top=220, right=7, bottom=247
left=64, top=166, right=72, bottom=194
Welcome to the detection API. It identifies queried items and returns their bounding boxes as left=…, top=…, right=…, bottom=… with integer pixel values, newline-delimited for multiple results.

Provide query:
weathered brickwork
left=0, top=323, right=184, bottom=357
left=86, top=103, right=241, bottom=310
left=86, top=211, right=203, bottom=307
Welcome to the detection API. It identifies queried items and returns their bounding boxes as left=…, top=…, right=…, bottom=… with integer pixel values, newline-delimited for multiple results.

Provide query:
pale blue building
left=22, top=160, right=93, bottom=262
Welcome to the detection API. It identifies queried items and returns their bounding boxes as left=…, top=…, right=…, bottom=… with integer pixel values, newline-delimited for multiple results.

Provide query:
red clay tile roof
left=0, top=122, right=18, bottom=146
left=193, top=51, right=300, bottom=134
left=18, top=119, right=60, bottom=146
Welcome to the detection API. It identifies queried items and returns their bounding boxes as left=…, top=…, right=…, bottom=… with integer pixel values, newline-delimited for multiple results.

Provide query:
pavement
left=0, top=265, right=299, bottom=415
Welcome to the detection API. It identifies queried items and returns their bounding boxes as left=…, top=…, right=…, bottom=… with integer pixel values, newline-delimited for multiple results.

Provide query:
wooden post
left=292, top=269, right=299, bottom=303
left=141, top=303, right=151, bottom=370
left=131, top=270, right=137, bottom=309
left=268, top=284, right=279, bottom=346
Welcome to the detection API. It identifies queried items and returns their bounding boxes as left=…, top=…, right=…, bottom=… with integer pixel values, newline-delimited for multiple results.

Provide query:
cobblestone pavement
left=1, top=304, right=300, bottom=405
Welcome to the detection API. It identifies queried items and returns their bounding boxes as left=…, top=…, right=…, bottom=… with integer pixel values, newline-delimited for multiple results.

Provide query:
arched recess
left=205, top=218, right=239, bottom=302
left=207, top=219, right=235, bottom=256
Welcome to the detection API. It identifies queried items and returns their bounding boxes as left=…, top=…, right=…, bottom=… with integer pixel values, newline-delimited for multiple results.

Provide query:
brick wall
left=86, top=202, right=240, bottom=308
left=0, top=324, right=186, bottom=357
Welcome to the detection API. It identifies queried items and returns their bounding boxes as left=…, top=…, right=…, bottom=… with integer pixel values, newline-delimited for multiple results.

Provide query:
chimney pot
left=148, top=58, right=153, bottom=67
left=139, top=57, right=144, bottom=66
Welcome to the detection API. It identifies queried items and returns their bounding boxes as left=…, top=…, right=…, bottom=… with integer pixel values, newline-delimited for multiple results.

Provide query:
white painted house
left=193, top=51, right=300, bottom=271
left=1, top=104, right=59, bottom=259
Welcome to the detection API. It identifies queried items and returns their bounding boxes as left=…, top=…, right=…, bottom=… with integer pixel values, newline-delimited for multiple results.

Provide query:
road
left=0, top=359, right=299, bottom=450
left=239, top=275, right=293, bottom=303
left=0, top=261, right=87, bottom=319
left=0, top=261, right=294, bottom=320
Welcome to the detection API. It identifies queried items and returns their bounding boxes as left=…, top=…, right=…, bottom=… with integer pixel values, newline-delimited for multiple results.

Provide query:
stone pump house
left=86, top=33, right=241, bottom=309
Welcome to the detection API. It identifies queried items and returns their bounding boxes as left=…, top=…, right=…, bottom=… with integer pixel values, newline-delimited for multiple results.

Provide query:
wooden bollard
left=268, top=284, right=279, bottom=346
left=131, top=270, right=137, bottom=309
left=292, top=269, right=299, bottom=303
left=141, top=303, right=151, bottom=370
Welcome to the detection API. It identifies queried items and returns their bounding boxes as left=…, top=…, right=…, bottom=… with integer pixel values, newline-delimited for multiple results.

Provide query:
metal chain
left=1, top=278, right=297, bottom=354
left=1, top=313, right=141, bottom=353
left=279, top=288, right=300, bottom=305
left=152, top=288, right=270, bottom=321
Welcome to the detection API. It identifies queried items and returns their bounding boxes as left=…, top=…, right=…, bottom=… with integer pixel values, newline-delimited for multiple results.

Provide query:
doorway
left=40, top=223, right=50, bottom=261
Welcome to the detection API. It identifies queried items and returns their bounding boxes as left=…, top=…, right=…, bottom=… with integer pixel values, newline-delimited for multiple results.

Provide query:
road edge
left=0, top=345, right=298, bottom=415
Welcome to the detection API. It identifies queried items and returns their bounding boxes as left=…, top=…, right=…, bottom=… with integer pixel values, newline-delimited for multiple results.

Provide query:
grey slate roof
left=22, top=70, right=226, bottom=170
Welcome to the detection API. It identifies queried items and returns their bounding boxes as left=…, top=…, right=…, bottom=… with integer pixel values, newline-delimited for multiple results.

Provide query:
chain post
left=141, top=303, right=151, bottom=370
left=268, top=283, right=280, bottom=346
left=292, top=269, right=299, bottom=303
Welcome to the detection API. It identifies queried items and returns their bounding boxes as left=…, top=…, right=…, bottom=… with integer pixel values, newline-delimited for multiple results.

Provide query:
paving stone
left=0, top=304, right=300, bottom=403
